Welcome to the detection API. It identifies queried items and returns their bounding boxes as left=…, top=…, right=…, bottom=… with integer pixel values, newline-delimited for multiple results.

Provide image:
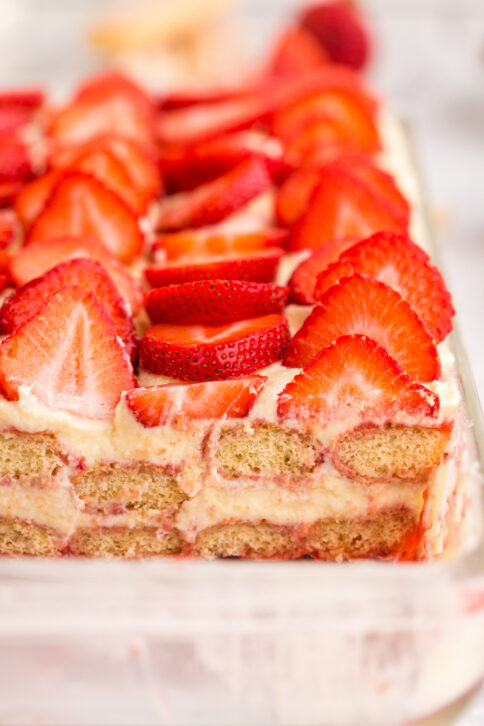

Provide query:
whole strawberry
left=299, top=1, right=371, bottom=70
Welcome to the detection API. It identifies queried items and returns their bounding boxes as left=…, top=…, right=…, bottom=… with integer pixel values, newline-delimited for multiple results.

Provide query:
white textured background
left=0, top=1, right=483, bottom=723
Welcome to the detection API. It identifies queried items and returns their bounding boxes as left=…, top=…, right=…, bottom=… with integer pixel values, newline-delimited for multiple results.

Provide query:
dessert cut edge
left=0, top=8, right=476, bottom=561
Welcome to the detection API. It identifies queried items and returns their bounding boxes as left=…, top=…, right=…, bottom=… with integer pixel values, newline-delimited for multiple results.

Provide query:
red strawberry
left=339, top=156, right=410, bottom=226
left=66, top=147, right=147, bottom=214
left=0, top=106, right=35, bottom=136
left=26, top=172, right=144, bottom=263
left=145, top=280, right=289, bottom=324
left=289, top=162, right=408, bottom=251
left=157, top=157, right=272, bottom=231
left=155, top=85, right=257, bottom=111
left=156, top=94, right=271, bottom=146
left=314, top=231, right=454, bottom=342
left=276, top=168, right=321, bottom=227
left=283, top=274, right=440, bottom=382
left=159, top=132, right=288, bottom=193
left=154, top=229, right=287, bottom=261
left=74, top=71, right=152, bottom=111
left=49, top=90, right=154, bottom=147
left=9, top=235, right=142, bottom=313
left=0, top=139, right=34, bottom=182
left=51, top=134, right=162, bottom=201
left=14, top=169, right=62, bottom=227
left=0, top=286, right=136, bottom=420
left=299, top=1, right=370, bottom=70
left=145, top=249, right=283, bottom=287
left=288, top=237, right=358, bottom=304
left=0, top=259, right=137, bottom=360
left=140, top=313, right=289, bottom=381
left=278, top=334, right=438, bottom=422
left=273, top=88, right=380, bottom=153
left=0, top=181, right=23, bottom=207
left=0, top=88, right=44, bottom=109
left=125, top=376, right=266, bottom=426
left=0, top=209, right=19, bottom=249
left=266, top=25, right=329, bottom=78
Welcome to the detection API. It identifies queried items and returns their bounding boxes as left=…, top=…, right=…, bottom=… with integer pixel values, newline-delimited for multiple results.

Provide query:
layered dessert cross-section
left=0, top=4, right=467, bottom=560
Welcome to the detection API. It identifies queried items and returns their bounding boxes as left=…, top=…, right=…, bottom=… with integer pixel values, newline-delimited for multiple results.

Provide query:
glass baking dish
left=0, top=127, right=482, bottom=726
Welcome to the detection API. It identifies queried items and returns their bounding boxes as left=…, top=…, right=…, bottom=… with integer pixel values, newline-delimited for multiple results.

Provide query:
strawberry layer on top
left=0, top=39, right=454, bottom=432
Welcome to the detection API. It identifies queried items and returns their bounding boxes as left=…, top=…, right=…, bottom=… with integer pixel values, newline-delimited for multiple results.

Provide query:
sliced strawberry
left=145, top=280, right=289, bottom=324
left=156, top=95, right=271, bottom=147
left=66, top=147, right=147, bottom=214
left=273, top=88, right=380, bottom=157
left=0, top=181, right=24, bottom=208
left=0, top=88, right=44, bottom=109
left=278, top=334, right=438, bottom=422
left=140, top=313, right=289, bottom=381
left=0, top=259, right=137, bottom=359
left=283, top=275, right=440, bottom=382
left=145, top=248, right=283, bottom=287
left=289, top=237, right=358, bottom=304
left=125, top=376, right=266, bottom=426
left=49, top=90, right=154, bottom=147
left=14, top=169, right=62, bottom=228
left=314, top=231, right=454, bottom=342
left=339, top=156, right=410, bottom=226
left=154, top=229, right=287, bottom=260
left=0, top=275, right=8, bottom=294
left=289, top=163, right=408, bottom=251
left=299, top=1, right=370, bottom=70
left=51, top=134, right=161, bottom=201
left=155, top=85, right=257, bottom=111
left=74, top=71, right=152, bottom=111
left=9, top=235, right=142, bottom=313
left=0, top=286, right=136, bottom=419
left=157, top=157, right=272, bottom=231
left=266, top=25, right=329, bottom=78
left=26, top=172, right=144, bottom=263
left=0, top=106, right=35, bottom=136
left=159, top=132, right=288, bottom=193
left=0, top=209, right=19, bottom=250
left=276, top=168, right=321, bottom=227
left=0, top=139, right=34, bottom=182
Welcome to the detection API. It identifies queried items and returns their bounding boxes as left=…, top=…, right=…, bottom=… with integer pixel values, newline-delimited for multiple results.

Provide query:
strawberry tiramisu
left=0, top=6, right=467, bottom=560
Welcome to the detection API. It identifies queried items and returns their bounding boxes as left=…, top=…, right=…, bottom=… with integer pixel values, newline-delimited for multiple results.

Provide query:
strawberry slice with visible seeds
left=283, top=274, right=440, bottom=382
left=289, top=162, right=408, bottom=251
left=289, top=237, right=358, bottom=304
left=0, top=139, right=34, bottom=182
left=26, top=172, right=144, bottom=263
left=9, top=235, right=142, bottom=313
left=145, top=279, right=289, bottom=324
left=74, top=71, right=152, bottom=110
left=145, top=248, right=283, bottom=287
left=266, top=25, right=329, bottom=78
left=0, top=209, right=19, bottom=249
left=299, top=1, right=370, bottom=70
left=157, top=157, right=272, bottom=231
left=14, top=169, right=62, bottom=227
left=278, top=334, right=438, bottom=422
left=0, top=259, right=137, bottom=359
left=125, top=376, right=266, bottom=426
left=0, top=285, right=136, bottom=419
left=154, top=229, right=287, bottom=260
left=314, top=231, right=454, bottom=342
left=140, top=313, right=289, bottom=381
